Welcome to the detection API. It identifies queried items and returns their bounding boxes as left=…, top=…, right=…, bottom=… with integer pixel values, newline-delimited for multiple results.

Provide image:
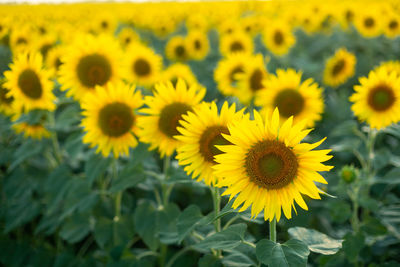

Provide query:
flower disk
left=213, top=109, right=333, bottom=221
left=137, top=79, right=205, bottom=157
left=323, top=48, right=356, bottom=87
left=175, top=102, right=244, bottom=185
left=81, top=82, right=143, bottom=158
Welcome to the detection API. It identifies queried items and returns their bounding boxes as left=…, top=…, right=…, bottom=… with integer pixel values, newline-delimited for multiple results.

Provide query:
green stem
left=211, top=186, right=222, bottom=257
left=269, top=218, right=277, bottom=243
left=112, top=158, right=122, bottom=246
left=159, top=155, right=172, bottom=267
left=242, top=240, right=256, bottom=248
left=350, top=187, right=360, bottom=232
left=49, top=112, right=62, bottom=164
left=363, top=129, right=377, bottom=218
left=248, top=98, right=255, bottom=119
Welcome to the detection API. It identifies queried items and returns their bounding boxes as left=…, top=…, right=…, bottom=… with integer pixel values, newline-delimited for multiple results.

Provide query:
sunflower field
left=1, top=0, right=400, bottom=266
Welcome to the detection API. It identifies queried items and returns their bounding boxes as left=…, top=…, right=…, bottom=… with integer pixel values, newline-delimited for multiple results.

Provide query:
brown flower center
left=364, top=17, right=375, bottom=28
left=367, top=84, right=395, bottom=111
left=250, top=69, right=265, bottom=92
left=98, top=102, right=134, bottom=137
left=158, top=102, right=192, bottom=138
left=331, top=59, right=346, bottom=76
left=245, top=140, right=298, bottom=189
left=76, top=54, right=112, bottom=88
left=229, top=65, right=244, bottom=83
left=18, top=69, right=43, bottom=99
left=230, top=41, right=244, bottom=52
left=274, top=31, right=284, bottom=45
left=175, top=45, right=186, bottom=58
left=133, top=58, right=151, bottom=76
left=389, top=20, right=399, bottom=30
left=40, top=44, right=53, bottom=58
left=273, top=89, right=305, bottom=118
left=194, top=40, right=201, bottom=50
left=199, top=126, right=231, bottom=163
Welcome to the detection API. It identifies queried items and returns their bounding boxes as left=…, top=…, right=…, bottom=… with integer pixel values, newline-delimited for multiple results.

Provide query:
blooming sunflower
left=165, top=36, right=188, bottom=61
left=12, top=121, right=51, bottom=140
left=350, top=68, right=400, bottom=130
left=219, top=31, right=254, bottom=57
left=118, top=27, right=140, bottom=48
left=138, top=79, right=205, bottom=157
left=374, top=60, right=400, bottom=77
left=236, top=54, right=268, bottom=105
left=4, top=52, right=55, bottom=113
left=384, top=13, right=400, bottom=39
left=185, top=30, right=210, bottom=60
left=354, top=10, right=382, bottom=38
left=59, top=34, right=123, bottom=101
left=175, top=101, right=244, bottom=185
left=124, top=43, right=162, bottom=88
left=45, top=45, right=64, bottom=78
left=159, top=63, right=199, bottom=88
left=263, top=21, right=296, bottom=56
left=9, top=27, right=33, bottom=54
left=0, top=78, right=14, bottom=116
left=323, top=48, right=356, bottom=88
left=256, top=69, right=324, bottom=127
left=81, top=82, right=143, bottom=158
left=214, top=108, right=333, bottom=221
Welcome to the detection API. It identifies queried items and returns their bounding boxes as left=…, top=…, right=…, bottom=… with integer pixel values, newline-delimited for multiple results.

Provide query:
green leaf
left=329, top=201, right=352, bottom=223
left=158, top=203, right=180, bottom=244
left=360, top=217, right=387, bottom=236
left=109, top=165, right=146, bottom=193
left=59, top=213, right=91, bottom=244
left=94, top=215, right=135, bottom=249
left=342, top=232, right=365, bottom=263
left=176, top=205, right=205, bottom=242
left=84, top=153, right=112, bottom=184
left=222, top=250, right=256, bottom=267
left=9, top=140, right=44, bottom=171
left=134, top=200, right=159, bottom=251
left=198, top=254, right=222, bottom=267
left=256, top=239, right=309, bottom=267
left=288, top=227, right=343, bottom=255
left=193, top=223, right=247, bottom=251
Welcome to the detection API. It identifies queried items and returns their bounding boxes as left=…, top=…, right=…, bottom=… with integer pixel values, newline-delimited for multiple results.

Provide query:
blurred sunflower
left=374, top=61, right=400, bottom=77
left=59, top=34, right=123, bottom=101
left=9, top=27, right=33, bottom=54
left=125, top=43, right=162, bottom=88
left=185, top=30, right=210, bottom=60
left=165, top=36, right=188, bottom=61
left=175, top=102, right=244, bottom=185
left=236, top=54, right=268, bottom=105
left=263, top=21, right=295, bottom=56
left=350, top=68, right=400, bottom=130
left=45, top=45, right=64, bottom=78
left=118, top=27, right=140, bottom=48
left=34, top=34, right=57, bottom=59
left=219, top=30, right=254, bottom=57
left=159, top=63, right=198, bottom=88
left=81, top=82, right=143, bottom=158
left=4, top=52, right=55, bottom=113
left=354, top=10, right=382, bottom=38
left=12, top=121, right=51, bottom=140
left=138, top=79, right=205, bottom=157
left=93, top=14, right=117, bottom=35
left=384, top=13, right=400, bottom=38
left=214, top=52, right=251, bottom=96
left=0, top=79, right=14, bottom=116
left=323, top=48, right=356, bottom=87
left=214, top=109, right=333, bottom=221
left=256, top=69, right=324, bottom=127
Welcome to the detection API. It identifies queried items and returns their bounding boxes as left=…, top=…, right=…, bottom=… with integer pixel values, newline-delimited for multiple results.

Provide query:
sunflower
left=81, top=82, right=143, bottom=158
left=93, top=14, right=117, bottom=35
left=165, top=36, right=189, bottom=61
left=219, top=30, right=254, bottom=57
left=236, top=54, right=268, bottom=105
left=214, top=52, right=253, bottom=96
left=0, top=78, right=14, bottom=116
left=323, top=48, right=356, bottom=88
left=137, top=79, right=205, bottom=157
left=45, top=45, right=64, bottom=78
left=159, top=63, right=199, bottom=88
left=213, top=108, right=333, bottom=221
left=9, top=27, right=33, bottom=54
left=374, top=60, right=400, bottom=77
left=256, top=69, right=324, bottom=127
left=384, top=13, right=400, bottom=38
left=349, top=68, right=400, bottom=130
left=263, top=21, right=296, bottom=56
left=124, top=43, right=162, bottom=88
left=4, top=52, right=55, bottom=113
left=12, top=121, right=51, bottom=140
left=175, top=102, right=244, bottom=185
left=354, top=10, right=382, bottom=38
left=59, top=34, right=123, bottom=101
left=185, top=30, right=210, bottom=60
left=118, top=27, right=140, bottom=48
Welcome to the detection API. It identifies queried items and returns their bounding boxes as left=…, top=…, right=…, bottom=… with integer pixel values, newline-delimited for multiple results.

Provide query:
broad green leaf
left=158, top=203, right=181, bottom=244
left=109, top=165, right=146, bottom=193
left=288, top=227, right=343, bottom=255
left=176, top=205, right=205, bottom=242
left=342, top=232, right=365, bottom=263
left=222, top=250, right=256, bottom=267
left=84, top=153, right=112, bottom=184
left=134, top=200, right=159, bottom=251
left=198, top=254, right=222, bottom=267
left=329, top=201, right=351, bottom=223
left=193, top=223, right=247, bottom=251
left=9, top=140, right=44, bottom=171
left=256, top=239, right=309, bottom=267
left=94, top=215, right=135, bottom=249
left=59, top=213, right=91, bottom=244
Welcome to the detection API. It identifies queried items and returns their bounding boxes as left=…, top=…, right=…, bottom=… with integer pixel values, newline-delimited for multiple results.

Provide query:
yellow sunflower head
left=185, top=30, right=210, bottom=61
left=374, top=60, right=400, bottom=78
left=9, top=26, right=34, bottom=55
left=235, top=54, right=268, bottom=105
left=214, top=52, right=253, bottom=96
left=137, top=79, right=206, bottom=157
left=12, top=121, right=51, bottom=140
left=175, top=101, right=244, bottom=185
left=323, top=48, right=356, bottom=88
left=124, top=43, right=163, bottom=88
left=4, top=52, right=55, bottom=113
left=118, top=27, right=140, bottom=48
left=384, top=13, right=400, bottom=38
left=165, top=36, right=189, bottom=62
left=81, top=82, right=143, bottom=158
left=159, top=63, right=199, bottom=88
left=219, top=30, right=254, bottom=57
left=256, top=68, right=324, bottom=127
left=350, top=68, right=400, bottom=130
left=59, top=34, right=124, bottom=101
left=354, top=9, right=383, bottom=38
left=214, top=108, right=333, bottom=221
left=263, top=21, right=296, bottom=56
left=45, top=45, right=64, bottom=78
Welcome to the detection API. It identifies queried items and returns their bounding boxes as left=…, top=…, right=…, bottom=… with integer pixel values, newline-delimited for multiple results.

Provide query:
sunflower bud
left=340, top=165, right=358, bottom=183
